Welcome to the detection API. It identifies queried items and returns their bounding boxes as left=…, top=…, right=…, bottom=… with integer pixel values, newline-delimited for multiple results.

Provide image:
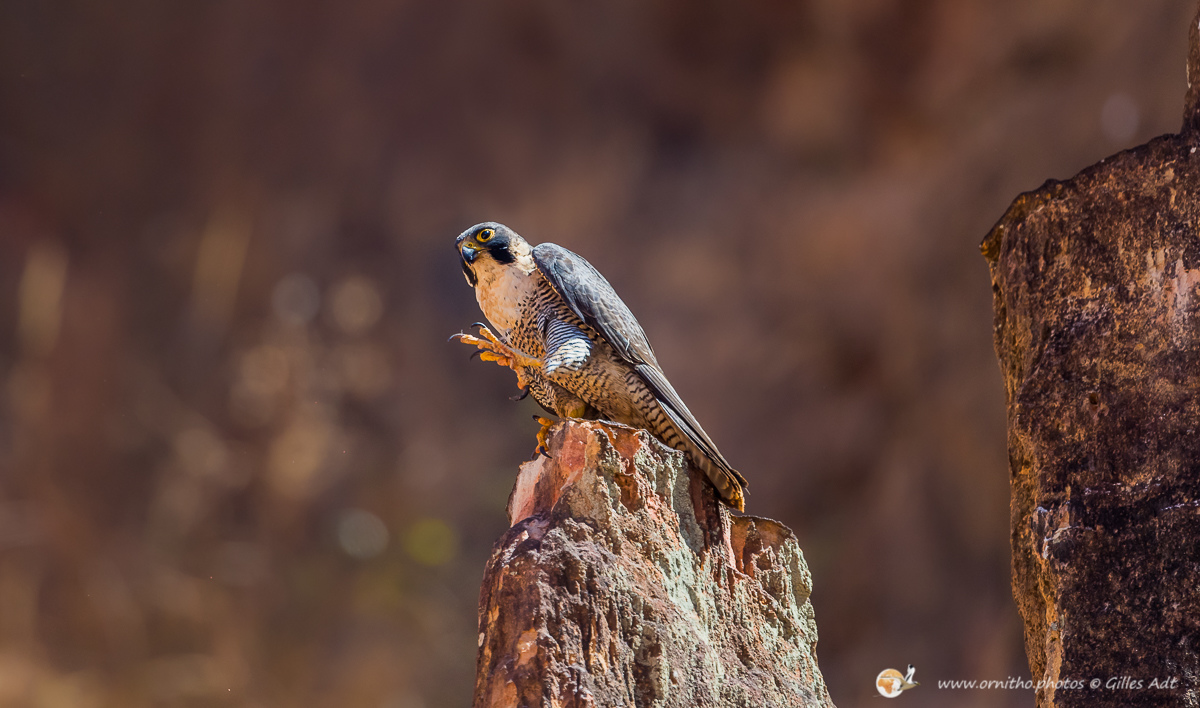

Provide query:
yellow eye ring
left=477, top=228, right=495, bottom=242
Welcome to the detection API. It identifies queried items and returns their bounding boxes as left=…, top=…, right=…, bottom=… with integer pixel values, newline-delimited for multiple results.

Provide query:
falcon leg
left=533, top=416, right=557, bottom=458
left=452, top=325, right=543, bottom=387
left=529, top=402, right=592, bottom=458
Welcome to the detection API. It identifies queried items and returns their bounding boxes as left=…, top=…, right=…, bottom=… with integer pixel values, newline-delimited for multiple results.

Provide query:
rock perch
left=981, top=4, right=1200, bottom=705
left=473, top=420, right=833, bottom=707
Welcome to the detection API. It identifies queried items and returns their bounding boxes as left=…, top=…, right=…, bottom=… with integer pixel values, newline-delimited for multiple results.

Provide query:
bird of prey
left=452, top=222, right=748, bottom=510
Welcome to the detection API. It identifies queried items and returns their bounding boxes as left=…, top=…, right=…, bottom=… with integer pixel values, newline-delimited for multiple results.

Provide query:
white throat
left=472, top=250, right=538, bottom=335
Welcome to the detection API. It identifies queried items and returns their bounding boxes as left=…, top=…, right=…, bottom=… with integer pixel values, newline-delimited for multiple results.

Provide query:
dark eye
left=477, top=228, right=495, bottom=242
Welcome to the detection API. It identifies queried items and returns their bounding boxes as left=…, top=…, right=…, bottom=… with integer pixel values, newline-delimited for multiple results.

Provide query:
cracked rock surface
left=982, top=8, right=1200, bottom=705
left=473, top=420, right=833, bottom=708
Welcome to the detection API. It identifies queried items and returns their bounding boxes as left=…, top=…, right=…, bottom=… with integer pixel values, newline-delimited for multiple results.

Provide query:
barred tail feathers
left=635, top=364, right=748, bottom=510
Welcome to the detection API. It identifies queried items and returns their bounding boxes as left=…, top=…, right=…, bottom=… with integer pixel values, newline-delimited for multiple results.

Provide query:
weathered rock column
left=473, top=420, right=833, bottom=708
left=982, top=6, right=1200, bottom=706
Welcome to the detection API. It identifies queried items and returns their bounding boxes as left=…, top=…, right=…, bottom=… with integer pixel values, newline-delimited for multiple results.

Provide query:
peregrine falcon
left=453, top=222, right=748, bottom=510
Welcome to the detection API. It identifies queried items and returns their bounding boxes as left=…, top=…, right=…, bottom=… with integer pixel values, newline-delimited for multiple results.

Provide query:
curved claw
left=471, top=321, right=488, bottom=331
left=447, top=332, right=465, bottom=343
left=470, top=349, right=483, bottom=360
left=510, top=386, right=530, bottom=401
left=532, top=416, right=557, bottom=459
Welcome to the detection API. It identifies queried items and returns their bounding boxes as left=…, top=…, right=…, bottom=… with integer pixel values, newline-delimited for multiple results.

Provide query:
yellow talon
left=534, top=416, right=556, bottom=458
left=453, top=327, right=511, bottom=367
left=454, top=325, right=543, bottom=393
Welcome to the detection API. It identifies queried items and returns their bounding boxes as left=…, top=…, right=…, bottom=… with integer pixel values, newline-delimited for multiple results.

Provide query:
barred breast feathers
left=472, top=249, right=538, bottom=335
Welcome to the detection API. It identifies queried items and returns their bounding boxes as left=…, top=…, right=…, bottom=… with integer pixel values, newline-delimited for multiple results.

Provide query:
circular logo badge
left=877, top=669, right=905, bottom=698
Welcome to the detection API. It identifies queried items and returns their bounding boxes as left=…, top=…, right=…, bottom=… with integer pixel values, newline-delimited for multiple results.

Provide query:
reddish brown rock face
left=474, top=421, right=833, bottom=708
left=984, top=10, right=1200, bottom=704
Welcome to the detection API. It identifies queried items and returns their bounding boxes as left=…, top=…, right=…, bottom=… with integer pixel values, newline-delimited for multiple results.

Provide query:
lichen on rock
left=474, top=420, right=833, bottom=708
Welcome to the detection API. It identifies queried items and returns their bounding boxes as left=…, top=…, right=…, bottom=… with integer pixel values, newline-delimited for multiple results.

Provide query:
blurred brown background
left=0, top=1, right=1193, bottom=706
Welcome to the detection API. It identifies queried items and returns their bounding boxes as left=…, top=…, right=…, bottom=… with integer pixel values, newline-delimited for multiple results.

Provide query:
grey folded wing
left=533, top=242, right=745, bottom=488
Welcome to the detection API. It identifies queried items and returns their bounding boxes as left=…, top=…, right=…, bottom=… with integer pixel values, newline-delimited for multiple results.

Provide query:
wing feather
left=637, top=363, right=748, bottom=488
left=532, top=243, right=659, bottom=369
left=534, top=242, right=747, bottom=490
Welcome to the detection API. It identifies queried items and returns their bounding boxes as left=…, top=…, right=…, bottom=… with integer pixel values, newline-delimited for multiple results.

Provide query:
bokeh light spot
left=230, top=344, right=291, bottom=428
left=336, top=342, right=392, bottom=399
left=329, top=275, right=383, bottom=335
left=240, top=345, right=290, bottom=396
left=337, top=509, right=389, bottom=560
left=268, top=417, right=332, bottom=499
left=402, top=518, right=458, bottom=567
left=173, top=427, right=229, bottom=479
left=272, top=273, right=321, bottom=325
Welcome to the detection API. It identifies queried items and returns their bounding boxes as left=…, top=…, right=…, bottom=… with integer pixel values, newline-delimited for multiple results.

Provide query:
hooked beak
left=459, top=243, right=479, bottom=287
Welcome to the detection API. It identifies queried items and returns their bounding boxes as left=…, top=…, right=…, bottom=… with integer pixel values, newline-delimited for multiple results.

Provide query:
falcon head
left=456, top=222, right=533, bottom=287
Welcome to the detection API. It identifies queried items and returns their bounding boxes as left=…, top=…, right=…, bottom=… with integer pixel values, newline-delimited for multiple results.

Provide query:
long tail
left=685, top=441, right=747, bottom=511
left=636, top=364, right=748, bottom=510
